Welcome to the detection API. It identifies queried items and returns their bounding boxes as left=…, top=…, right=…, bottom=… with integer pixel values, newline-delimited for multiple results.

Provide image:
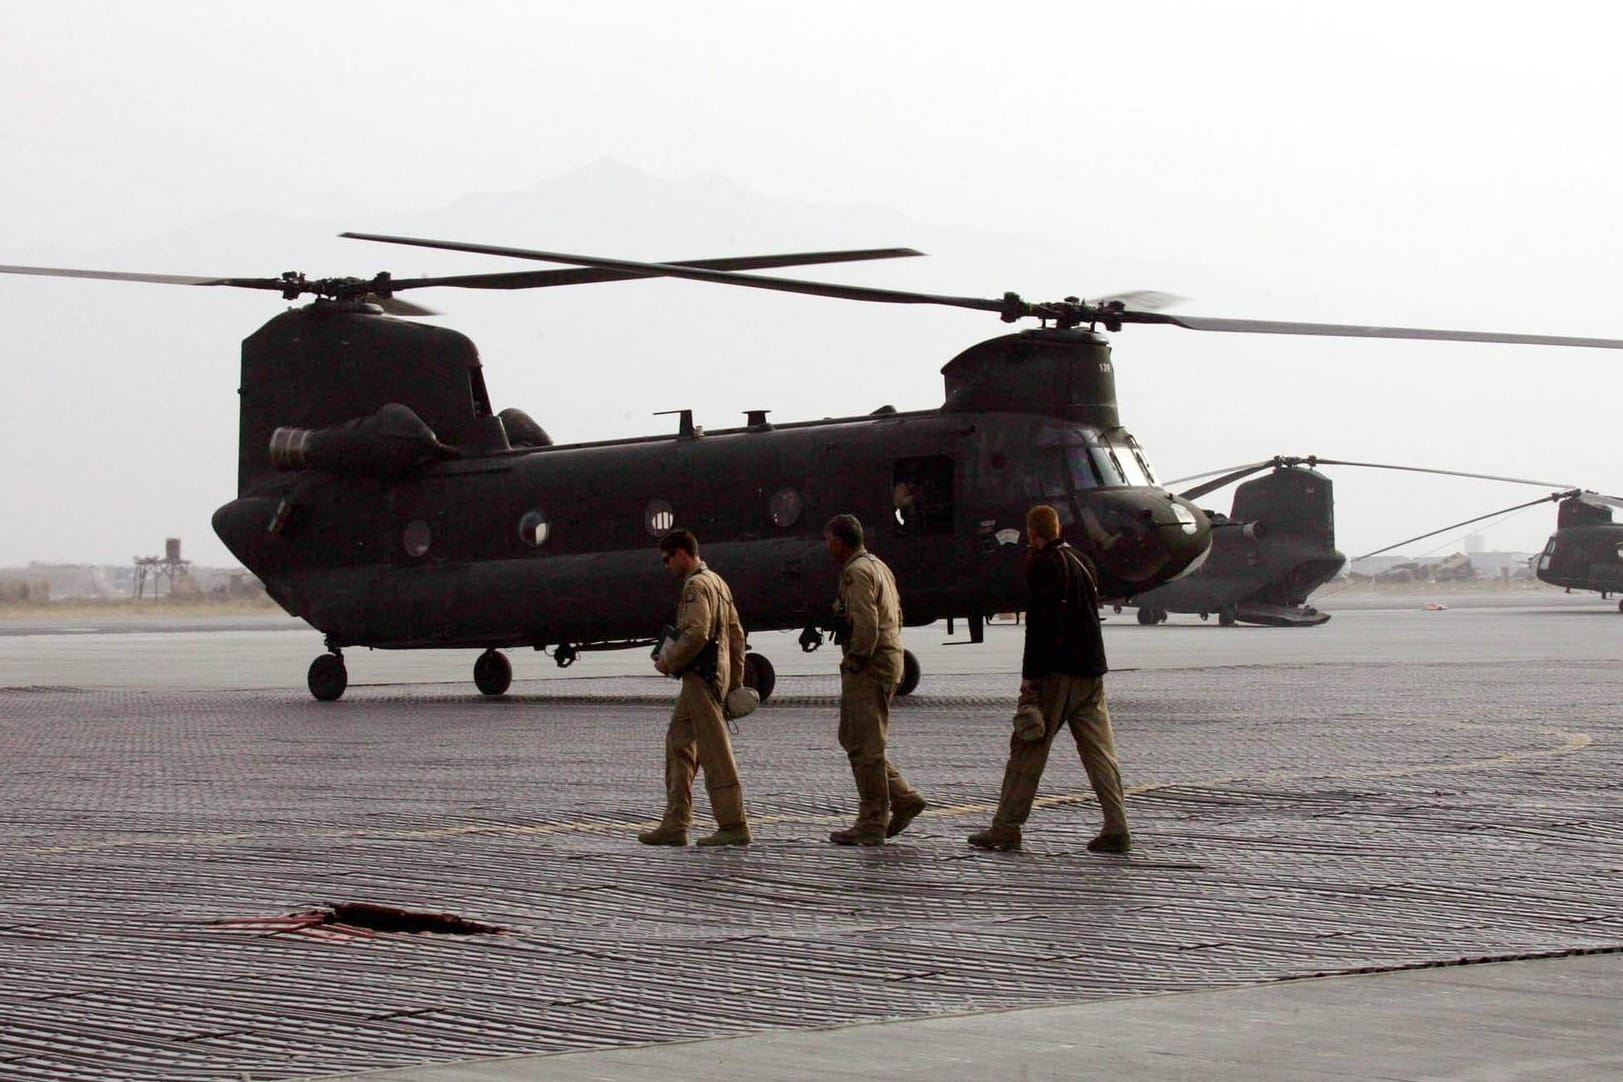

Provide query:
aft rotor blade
left=1300, top=458, right=1576, bottom=490
left=340, top=232, right=1012, bottom=313
left=384, top=247, right=926, bottom=293
left=0, top=264, right=289, bottom=291
left=1175, top=462, right=1279, bottom=502
left=1138, top=312, right=1623, bottom=351
left=1352, top=492, right=1575, bottom=562
left=1170, top=455, right=1579, bottom=501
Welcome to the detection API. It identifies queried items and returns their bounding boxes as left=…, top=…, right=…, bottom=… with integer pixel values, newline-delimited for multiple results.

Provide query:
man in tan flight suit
left=824, top=514, right=928, bottom=846
left=968, top=504, right=1130, bottom=853
left=640, top=529, right=752, bottom=847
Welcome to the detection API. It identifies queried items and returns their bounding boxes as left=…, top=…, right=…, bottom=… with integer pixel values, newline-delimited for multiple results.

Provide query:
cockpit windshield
left=1062, top=431, right=1158, bottom=489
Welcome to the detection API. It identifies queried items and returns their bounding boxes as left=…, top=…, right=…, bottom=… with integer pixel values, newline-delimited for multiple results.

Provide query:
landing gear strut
left=474, top=649, right=512, bottom=696
left=308, top=647, right=347, bottom=702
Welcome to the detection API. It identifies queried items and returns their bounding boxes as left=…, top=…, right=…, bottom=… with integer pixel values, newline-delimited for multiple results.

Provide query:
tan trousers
left=838, top=665, right=921, bottom=832
left=661, top=673, right=746, bottom=830
left=992, top=673, right=1127, bottom=835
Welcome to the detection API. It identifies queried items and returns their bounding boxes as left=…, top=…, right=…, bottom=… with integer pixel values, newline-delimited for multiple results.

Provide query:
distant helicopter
left=1535, top=491, right=1623, bottom=610
left=1120, top=457, right=1344, bottom=626
left=1120, top=456, right=1616, bottom=628
left=6, top=235, right=1623, bottom=699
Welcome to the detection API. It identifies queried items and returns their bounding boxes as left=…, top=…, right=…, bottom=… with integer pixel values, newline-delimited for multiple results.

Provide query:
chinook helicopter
left=1535, top=491, right=1623, bottom=609
left=6, top=235, right=1623, bottom=700
left=1121, top=457, right=1345, bottom=626
left=1119, top=456, right=1605, bottom=628
left=1123, top=454, right=1623, bottom=626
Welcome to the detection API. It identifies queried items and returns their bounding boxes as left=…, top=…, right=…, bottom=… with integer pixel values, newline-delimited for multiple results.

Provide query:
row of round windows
left=401, top=488, right=807, bottom=558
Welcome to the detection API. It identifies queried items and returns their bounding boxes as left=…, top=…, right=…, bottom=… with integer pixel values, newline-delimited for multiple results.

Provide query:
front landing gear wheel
left=897, top=649, right=921, bottom=696
left=474, top=649, right=512, bottom=696
left=308, top=653, right=347, bottom=701
left=743, top=652, right=776, bottom=702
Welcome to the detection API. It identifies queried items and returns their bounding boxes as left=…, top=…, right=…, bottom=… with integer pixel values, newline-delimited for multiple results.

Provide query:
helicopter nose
left=1070, top=489, right=1212, bottom=599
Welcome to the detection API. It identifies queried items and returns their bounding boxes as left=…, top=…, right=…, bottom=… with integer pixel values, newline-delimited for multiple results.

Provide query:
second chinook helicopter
left=1535, top=491, right=1623, bottom=609
left=7, top=235, right=1623, bottom=698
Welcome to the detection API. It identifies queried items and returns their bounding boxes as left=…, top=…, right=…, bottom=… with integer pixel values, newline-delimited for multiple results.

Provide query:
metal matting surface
left=1, top=649, right=1621, bottom=1080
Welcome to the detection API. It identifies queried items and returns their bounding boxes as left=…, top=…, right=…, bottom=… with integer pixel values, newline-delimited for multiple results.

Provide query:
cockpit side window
left=1023, top=448, right=1071, bottom=499
left=1125, top=435, right=1158, bottom=486
left=892, top=455, right=955, bottom=535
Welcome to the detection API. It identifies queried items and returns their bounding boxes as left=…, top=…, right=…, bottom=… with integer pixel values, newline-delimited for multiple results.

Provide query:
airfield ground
left=0, top=591, right=1619, bottom=1080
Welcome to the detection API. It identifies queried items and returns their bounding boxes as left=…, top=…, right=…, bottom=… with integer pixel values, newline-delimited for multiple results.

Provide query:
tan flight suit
left=992, top=542, right=1127, bottom=839
left=993, top=674, right=1127, bottom=837
left=657, top=561, right=749, bottom=832
left=835, top=548, right=922, bottom=834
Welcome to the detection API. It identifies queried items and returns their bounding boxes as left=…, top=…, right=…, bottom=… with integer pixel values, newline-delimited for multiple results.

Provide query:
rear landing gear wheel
left=897, top=649, right=921, bottom=696
left=1218, top=605, right=1238, bottom=627
left=308, top=653, right=347, bottom=702
left=744, top=651, right=776, bottom=702
left=1136, top=607, right=1158, bottom=626
left=474, top=649, right=512, bottom=696
left=1617, top=598, right=1622, bottom=614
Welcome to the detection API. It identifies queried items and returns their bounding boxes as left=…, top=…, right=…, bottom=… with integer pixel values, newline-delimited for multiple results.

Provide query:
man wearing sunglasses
left=641, top=529, right=752, bottom=847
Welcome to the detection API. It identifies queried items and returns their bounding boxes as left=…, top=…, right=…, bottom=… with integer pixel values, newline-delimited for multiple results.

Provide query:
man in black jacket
left=968, top=504, right=1130, bottom=854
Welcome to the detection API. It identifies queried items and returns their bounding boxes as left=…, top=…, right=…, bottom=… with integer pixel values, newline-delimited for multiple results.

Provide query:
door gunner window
left=892, top=455, right=954, bottom=535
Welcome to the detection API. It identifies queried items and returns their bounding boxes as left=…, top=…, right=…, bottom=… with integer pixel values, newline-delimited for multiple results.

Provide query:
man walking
left=968, top=504, right=1130, bottom=854
left=824, top=514, right=927, bottom=846
left=640, top=529, right=752, bottom=847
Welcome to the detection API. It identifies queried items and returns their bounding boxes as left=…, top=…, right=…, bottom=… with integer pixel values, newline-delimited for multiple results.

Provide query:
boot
left=886, top=793, right=928, bottom=838
left=696, top=824, right=752, bottom=847
left=967, top=824, right=1022, bottom=851
left=831, top=760, right=889, bottom=845
left=1086, top=830, right=1131, bottom=854
left=637, top=825, right=689, bottom=846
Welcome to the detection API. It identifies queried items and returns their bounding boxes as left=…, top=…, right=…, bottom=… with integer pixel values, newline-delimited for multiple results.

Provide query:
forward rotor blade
left=373, top=296, right=438, bottom=317
left=1575, top=491, right=1623, bottom=511
left=1094, top=290, right=1185, bottom=312
left=1138, top=312, right=1623, bottom=351
left=382, top=247, right=925, bottom=293
left=340, top=232, right=1010, bottom=313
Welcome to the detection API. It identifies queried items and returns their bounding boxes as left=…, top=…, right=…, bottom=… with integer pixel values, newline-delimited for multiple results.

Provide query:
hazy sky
left=3, top=2, right=1621, bottom=568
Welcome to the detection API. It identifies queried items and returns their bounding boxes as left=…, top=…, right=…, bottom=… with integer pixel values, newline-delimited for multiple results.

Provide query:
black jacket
left=1021, top=541, right=1108, bottom=679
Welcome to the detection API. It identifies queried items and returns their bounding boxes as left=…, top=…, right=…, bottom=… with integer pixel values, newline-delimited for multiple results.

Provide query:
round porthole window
left=645, top=499, right=676, bottom=536
left=769, top=487, right=802, bottom=528
left=519, top=509, right=550, bottom=547
left=402, top=520, right=432, bottom=558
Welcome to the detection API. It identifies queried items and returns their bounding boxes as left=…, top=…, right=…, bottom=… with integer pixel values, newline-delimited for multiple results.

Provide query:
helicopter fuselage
left=214, top=407, right=1210, bottom=650
left=1126, top=466, right=1344, bottom=627
left=210, top=306, right=1212, bottom=655
left=1536, top=513, right=1623, bottom=602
